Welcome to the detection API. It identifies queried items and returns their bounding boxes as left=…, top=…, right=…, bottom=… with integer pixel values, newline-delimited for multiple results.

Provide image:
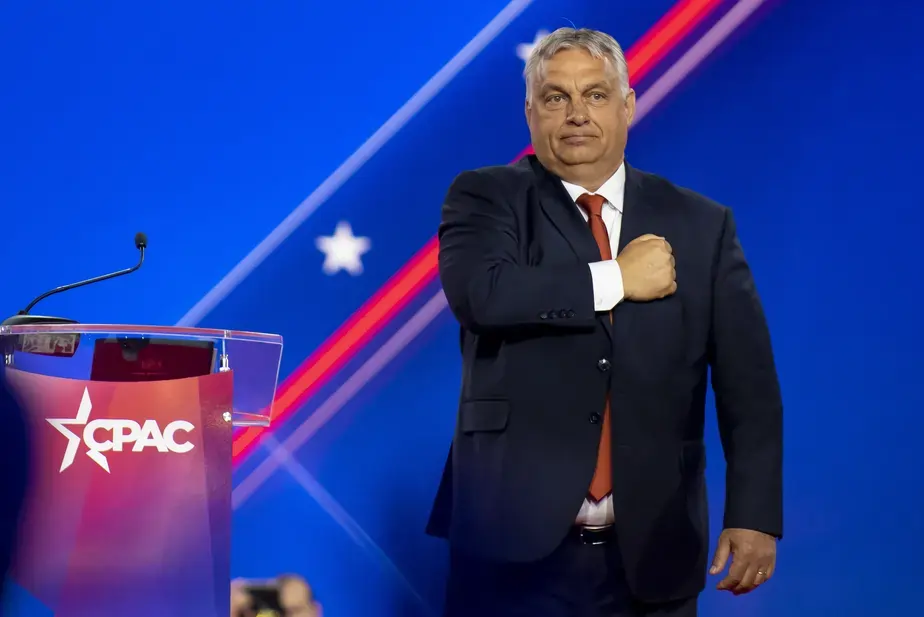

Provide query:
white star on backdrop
left=316, top=221, right=371, bottom=276
left=516, top=30, right=550, bottom=64
left=47, top=388, right=109, bottom=472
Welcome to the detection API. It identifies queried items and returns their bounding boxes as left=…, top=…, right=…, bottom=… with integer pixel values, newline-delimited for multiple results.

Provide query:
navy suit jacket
left=426, top=156, right=783, bottom=602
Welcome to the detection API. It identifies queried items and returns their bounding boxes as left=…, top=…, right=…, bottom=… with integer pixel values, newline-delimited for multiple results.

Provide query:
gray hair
left=524, top=28, right=630, bottom=103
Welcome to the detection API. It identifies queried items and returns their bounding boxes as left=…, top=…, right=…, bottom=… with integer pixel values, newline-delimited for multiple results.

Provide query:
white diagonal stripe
left=176, top=0, right=536, bottom=327
left=265, top=436, right=435, bottom=616
left=232, top=290, right=449, bottom=508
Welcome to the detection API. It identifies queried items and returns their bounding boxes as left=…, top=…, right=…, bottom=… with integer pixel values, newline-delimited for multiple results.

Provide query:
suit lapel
left=611, top=162, right=660, bottom=344
left=618, top=162, right=650, bottom=254
left=530, top=156, right=627, bottom=340
left=606, top=161, right=654, bottom=342
left=529, top=157, right=601, bottom=265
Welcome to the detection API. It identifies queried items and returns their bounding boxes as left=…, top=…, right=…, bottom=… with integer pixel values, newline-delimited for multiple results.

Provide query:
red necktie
left=576, top=193, right=612, bottom=502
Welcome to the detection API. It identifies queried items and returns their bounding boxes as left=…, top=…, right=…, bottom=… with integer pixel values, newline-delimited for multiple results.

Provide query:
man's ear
left=625, top=88, right=637, bottom=127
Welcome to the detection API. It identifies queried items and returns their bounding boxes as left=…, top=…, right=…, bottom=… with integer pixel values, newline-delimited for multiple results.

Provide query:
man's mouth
left=561, top=135, right=595, bottom=145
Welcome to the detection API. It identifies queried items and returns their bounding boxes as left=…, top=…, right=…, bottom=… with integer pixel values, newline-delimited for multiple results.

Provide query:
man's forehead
left=539, top=51, right=614, bottom=87
left=539, top=70, right=615, bottom=90
left=279, top=580, right=310, bottom=597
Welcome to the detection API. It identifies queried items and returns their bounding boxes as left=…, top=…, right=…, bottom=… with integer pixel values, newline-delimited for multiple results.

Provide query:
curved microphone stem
left=19, top=247, right=145, bottom=316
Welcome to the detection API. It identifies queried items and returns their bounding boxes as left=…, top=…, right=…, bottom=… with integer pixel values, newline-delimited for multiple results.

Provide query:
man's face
left=526, top=48, right=635, bottom=185
left=278, top=579, right=320, bottom=617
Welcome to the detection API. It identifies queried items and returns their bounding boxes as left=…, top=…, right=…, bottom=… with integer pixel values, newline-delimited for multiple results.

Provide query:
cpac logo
left=47, top=388, right=195, bottom=473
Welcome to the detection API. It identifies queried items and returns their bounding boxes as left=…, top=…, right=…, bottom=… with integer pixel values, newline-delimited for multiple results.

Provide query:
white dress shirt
left=560, top=163, right=626, bottom=527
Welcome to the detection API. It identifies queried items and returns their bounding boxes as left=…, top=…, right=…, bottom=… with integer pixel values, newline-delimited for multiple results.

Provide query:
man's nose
left=566, top=102, right=590, bottom=125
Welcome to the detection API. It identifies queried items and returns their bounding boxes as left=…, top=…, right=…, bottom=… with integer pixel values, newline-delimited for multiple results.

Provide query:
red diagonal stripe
left=232, top=0, right=723, bottom=463
left=232, top=238, right=439, bottom=459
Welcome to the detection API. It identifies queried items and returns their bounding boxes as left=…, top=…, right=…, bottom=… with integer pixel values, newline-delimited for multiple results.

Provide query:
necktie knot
left=577, top=193, right=606, bottom=218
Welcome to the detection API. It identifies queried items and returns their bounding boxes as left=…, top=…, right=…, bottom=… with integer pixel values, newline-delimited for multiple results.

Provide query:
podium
left=0, top=323, right=282, bottom=617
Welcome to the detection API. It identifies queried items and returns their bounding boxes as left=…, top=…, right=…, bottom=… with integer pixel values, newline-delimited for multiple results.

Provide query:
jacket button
left=567, top=310, right=575, bottom=317
left=597, top=358, right=610, bottom=372
left=539, top=312, right=548, bottom=320
left=558, top=309, right=568, bottom=318
left=589, top=412, right=601, bottom=424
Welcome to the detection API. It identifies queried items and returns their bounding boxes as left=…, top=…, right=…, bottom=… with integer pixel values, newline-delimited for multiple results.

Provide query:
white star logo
left=47, top=388, right=109, bottom=473
left=315, top=221, right=371, bottom=276
left=516, top=30, right=550, bottom=64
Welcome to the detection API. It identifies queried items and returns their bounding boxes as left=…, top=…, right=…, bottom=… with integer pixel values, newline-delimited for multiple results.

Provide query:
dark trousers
left=444, top=532, right=698, bottom=617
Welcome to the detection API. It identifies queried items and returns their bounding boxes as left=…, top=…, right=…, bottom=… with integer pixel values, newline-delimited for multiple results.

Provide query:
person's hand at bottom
left=709, top=528, right=776, bottom=595
left=230, top=579, right=254, bottom=617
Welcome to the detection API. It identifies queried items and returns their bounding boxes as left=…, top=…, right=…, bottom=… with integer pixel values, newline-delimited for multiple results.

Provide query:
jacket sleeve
left=438, top=170, right=598, bottom=333
left=709, top=208, right=784, bottom=538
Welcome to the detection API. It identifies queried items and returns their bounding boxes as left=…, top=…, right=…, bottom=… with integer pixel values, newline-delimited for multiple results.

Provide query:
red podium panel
left=0, top=324, right=282, bottom=617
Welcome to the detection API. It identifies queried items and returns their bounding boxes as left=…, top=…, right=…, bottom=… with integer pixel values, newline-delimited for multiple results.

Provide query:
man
left=230, top=575, right=321, bottom=617
left=0, top=370, right=31, bottom=601
left=427, top=27, right=782, bottom=617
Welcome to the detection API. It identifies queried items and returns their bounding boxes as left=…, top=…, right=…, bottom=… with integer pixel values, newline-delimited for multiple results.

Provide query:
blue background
left=2, top=0, right=922, bottom=615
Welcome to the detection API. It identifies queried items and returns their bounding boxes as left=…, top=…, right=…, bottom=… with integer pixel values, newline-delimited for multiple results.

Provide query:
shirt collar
left=560, top=162, right=626, bottom=213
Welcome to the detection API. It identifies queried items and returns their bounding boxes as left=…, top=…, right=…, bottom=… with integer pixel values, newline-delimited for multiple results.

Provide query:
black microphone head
left=134, top=232, right=148, bottom=249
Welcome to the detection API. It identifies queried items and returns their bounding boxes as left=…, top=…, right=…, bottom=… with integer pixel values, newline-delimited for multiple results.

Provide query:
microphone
left=1, top=232, right=148, bottom=328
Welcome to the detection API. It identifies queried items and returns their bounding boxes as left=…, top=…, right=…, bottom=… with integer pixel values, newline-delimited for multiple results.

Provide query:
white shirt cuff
left=588, top=260, right=625, bottom=312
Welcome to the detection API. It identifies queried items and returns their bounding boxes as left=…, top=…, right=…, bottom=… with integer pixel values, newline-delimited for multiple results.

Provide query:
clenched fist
left=616, top=234, right=677, bottom=301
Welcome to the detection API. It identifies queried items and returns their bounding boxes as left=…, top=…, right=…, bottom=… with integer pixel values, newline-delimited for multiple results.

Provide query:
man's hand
left=710, top=528, right=777, bottom=595
left=230, top=580, right=254, bottom=617
left=615, top=234, right=676, bottom=301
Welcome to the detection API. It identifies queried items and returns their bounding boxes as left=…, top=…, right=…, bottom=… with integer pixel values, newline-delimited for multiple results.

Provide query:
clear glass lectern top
left=0, top=324, right=282, bottom=427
